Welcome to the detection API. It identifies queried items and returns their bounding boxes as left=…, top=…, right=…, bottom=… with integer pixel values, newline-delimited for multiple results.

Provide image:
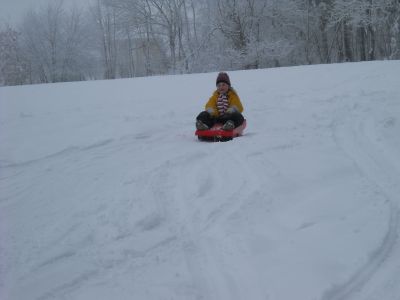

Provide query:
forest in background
left=1, top=0, right=399, bottom=86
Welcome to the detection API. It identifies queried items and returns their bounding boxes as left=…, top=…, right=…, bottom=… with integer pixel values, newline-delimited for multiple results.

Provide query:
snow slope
left=1, top=61, right=400, bottom=300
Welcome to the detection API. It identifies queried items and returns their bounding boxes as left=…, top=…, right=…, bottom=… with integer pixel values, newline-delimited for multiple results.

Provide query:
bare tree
left=18, top=0, right=93, bottom=84
left=2, top=0, right=399, bottom=86
left=92, top=0, right=119, bottom=79
left=0, top=24, right=28, bottom=85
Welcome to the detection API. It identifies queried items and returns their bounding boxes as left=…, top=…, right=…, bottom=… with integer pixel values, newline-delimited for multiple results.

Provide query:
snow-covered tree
left=19, top=0, right=95, bottom=84
left=0, top=25, right=28, bottom=86
left=2, top=0, right=399, bottom=86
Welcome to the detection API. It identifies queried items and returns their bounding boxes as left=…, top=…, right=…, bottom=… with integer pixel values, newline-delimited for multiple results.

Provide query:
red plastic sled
left=196, top=120, right=247, bottom=142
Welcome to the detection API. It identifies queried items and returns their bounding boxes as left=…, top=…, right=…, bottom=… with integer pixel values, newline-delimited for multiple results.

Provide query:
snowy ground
left=1, top=61, right=400, bottom=300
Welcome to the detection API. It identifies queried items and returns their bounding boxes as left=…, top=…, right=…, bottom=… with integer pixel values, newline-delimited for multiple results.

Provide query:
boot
left=196, top=120, right=209, bottom=130
left=222, top=120, right=235, bottom=131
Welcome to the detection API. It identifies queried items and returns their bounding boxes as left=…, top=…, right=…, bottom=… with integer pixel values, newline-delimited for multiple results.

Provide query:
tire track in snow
left=324, top=102, right=400, bottom=300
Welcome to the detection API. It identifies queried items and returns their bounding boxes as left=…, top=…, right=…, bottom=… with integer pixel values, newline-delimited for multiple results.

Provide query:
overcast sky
left=0, top=0, right=92, bottom=25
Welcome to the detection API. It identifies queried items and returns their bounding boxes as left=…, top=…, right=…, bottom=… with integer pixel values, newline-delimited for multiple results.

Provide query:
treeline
left=1, top=0, right=399, bottom=86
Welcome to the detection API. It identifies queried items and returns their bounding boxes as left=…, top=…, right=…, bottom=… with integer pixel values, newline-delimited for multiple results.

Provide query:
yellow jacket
left=205, top=88, right=244, bottom=117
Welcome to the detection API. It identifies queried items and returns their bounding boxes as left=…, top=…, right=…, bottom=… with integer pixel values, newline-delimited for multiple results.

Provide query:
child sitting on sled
left=196, top=72, right=245, bottom=131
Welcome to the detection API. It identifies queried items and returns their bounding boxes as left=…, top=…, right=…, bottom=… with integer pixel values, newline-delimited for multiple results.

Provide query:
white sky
left=0, top=0, right=92, bottom=25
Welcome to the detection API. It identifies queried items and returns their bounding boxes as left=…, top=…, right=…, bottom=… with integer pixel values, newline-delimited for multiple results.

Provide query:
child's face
left=217, top=82, right=229, bottom=94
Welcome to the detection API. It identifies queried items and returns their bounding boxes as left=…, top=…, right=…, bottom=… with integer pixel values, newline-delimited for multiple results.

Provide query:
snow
left=1, top=61, right=400, bottom=300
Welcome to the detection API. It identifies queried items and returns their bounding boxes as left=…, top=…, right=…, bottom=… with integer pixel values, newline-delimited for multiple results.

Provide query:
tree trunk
left=337, top=25, right=345, bottom=62
left=319, top=8, right=330, bottom=63
left=358, top=26, right=367, bottom=61
left=343, top=20, right=354, bottom=62
left=367, top=0, right=376, bottom=60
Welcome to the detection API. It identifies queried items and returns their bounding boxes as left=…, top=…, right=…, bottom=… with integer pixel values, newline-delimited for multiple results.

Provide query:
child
left=196, top=72, right=245, bottom=131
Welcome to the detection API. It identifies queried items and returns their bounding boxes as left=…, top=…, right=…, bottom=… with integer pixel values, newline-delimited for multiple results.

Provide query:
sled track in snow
left=321, top=206, right=400, bottom=300
left=323, top=102, right=400, bottom=300
left=143, top=145, right=264, bottom=300
left=177, top=149, right=262, bottom=300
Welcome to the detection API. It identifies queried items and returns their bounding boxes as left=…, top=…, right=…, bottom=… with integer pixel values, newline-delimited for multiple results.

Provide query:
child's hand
left=207, top=108, right=215, bottom=116
left=226, top=107, right=237, bottom=114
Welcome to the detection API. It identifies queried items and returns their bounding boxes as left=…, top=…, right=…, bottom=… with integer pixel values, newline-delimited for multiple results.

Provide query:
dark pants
left=196, top=111, right=244, bottom=128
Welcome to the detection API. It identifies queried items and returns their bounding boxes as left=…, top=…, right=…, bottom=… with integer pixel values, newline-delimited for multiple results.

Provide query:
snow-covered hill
left=1, top=61, right=400, bottom=300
